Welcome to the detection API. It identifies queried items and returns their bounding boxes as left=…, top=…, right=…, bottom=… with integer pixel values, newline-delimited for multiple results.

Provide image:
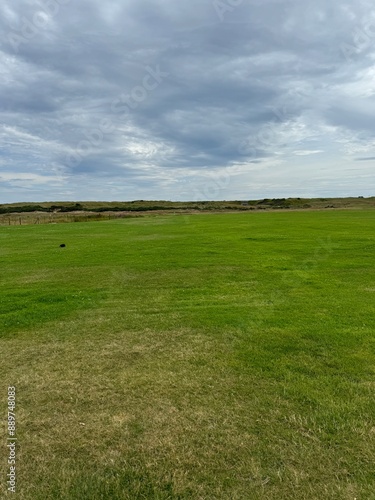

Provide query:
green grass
left=1, top=210, right=375, bottom=499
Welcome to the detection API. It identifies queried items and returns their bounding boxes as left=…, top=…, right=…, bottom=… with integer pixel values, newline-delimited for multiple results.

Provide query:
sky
left=1, top=0, right=375, bottom=203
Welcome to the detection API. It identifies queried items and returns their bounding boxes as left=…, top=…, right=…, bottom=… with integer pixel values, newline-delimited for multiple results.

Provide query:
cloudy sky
left=1, top=0, right=375, bottom=202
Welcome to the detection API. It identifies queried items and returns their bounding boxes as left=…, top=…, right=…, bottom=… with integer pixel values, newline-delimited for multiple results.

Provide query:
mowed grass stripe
left=0, top=210, right=374, bottom=499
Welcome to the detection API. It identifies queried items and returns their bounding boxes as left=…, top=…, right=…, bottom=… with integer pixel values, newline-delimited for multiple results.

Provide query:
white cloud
left=293, top=150, right=324, bottom=156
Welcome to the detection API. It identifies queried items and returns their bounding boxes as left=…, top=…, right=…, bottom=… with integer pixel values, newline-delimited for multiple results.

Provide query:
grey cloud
left=1, top=0, right=375, bottom=202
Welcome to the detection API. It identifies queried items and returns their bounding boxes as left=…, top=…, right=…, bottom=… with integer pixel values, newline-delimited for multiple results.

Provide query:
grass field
left=1, top=210, right=375, bottom=499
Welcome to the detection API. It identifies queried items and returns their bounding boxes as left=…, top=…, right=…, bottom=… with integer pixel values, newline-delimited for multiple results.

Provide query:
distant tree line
left=0, top=203, right=84, bottom=214
left=2, top=197, right=371, bottom=215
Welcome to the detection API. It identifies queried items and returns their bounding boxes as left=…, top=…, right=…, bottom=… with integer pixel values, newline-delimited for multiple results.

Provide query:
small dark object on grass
left=60, top=244, right=66, bottom=248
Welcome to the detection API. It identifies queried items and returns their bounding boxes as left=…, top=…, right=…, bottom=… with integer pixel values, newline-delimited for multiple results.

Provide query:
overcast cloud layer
left=1, top=0, right=375, bottom=202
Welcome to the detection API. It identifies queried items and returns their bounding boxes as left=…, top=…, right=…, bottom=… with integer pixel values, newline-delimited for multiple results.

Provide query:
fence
left=0, top=212, right=140, bottom=226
